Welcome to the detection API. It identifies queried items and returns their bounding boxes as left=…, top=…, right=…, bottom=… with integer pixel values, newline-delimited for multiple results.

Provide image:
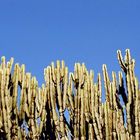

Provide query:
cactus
left=0, top=49, right=139, bottom=140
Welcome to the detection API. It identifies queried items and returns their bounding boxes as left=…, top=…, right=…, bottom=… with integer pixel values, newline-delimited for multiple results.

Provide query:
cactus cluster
left=0, top=49, right=139, bottom=140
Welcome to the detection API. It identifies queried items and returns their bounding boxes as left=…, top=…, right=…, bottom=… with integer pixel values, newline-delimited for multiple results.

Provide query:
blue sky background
left=0, top=0, right=140, bottom=87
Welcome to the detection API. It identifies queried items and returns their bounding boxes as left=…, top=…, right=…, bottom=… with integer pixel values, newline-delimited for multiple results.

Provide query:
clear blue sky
left=0, top=0, right=140, bottom=86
